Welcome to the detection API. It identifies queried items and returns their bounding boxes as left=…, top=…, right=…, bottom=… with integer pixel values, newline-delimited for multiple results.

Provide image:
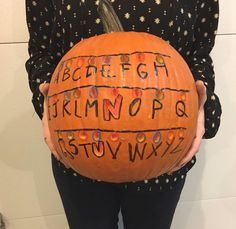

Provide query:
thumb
left=195, top=80, right=207, bottom=109
left=39, top=83, right=50, bottom=97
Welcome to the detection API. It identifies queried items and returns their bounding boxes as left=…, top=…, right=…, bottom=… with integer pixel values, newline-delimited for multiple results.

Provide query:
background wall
left=0, top=1, right=235, bottom=228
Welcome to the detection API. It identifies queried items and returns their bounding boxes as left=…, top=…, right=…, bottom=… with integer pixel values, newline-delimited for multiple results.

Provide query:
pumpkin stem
left=97, top=0, right=124, bottom=33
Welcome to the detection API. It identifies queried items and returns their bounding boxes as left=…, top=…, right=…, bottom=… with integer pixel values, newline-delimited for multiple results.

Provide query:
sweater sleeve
left=25, top=0, right=56, bottom=120
left=187, top=0, right=222, bottom=139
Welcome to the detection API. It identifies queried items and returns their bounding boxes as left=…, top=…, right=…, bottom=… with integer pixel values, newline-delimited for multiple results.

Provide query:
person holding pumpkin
left=25, top=0, right=222, bottom=228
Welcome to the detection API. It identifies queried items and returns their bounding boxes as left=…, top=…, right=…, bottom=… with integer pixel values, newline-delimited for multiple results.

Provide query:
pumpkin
left=47, top=0, right=198, bottom=182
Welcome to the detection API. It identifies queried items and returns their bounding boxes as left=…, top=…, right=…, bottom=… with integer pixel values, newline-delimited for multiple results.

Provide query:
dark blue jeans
left=51, top=154, right=186, bottom=229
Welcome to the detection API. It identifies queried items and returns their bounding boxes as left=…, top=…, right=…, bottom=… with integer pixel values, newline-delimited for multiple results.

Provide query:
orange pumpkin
left=47, top=1, right=198, bottom=183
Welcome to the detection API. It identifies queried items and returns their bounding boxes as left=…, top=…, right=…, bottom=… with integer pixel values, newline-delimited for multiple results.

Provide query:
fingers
left=44, top=136, right=61, bottom=160
left=42, top=117, right=61, bottom=161
left=60, top=158, right=71, bottom=169
left=167, top=81, right=206, bottom=176
left=44, top=136, right=70, bottom=169
left=167, top=156, right=189, bottom=175
left=167, top=122, right=204, bottom=175
left=167, top=124, right=204, bottom=175
left=40, top=83, right=70, bottom=169
left=180, top=136, right=201, bottom=165
left=167, top=165, right=185, bottom=175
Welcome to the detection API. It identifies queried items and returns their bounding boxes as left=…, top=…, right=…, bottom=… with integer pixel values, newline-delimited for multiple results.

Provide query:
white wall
left=0, top=1, right=235, bottom=228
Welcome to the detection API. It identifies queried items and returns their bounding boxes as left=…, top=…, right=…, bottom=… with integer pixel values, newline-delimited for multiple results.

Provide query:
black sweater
left=25, top=0, right=222, bottom=190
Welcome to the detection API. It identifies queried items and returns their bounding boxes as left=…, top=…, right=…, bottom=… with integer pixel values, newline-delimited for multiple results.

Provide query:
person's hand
left=167, top=80, right=207, bottom=175
left=39, top=82, right=70, bottom=168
